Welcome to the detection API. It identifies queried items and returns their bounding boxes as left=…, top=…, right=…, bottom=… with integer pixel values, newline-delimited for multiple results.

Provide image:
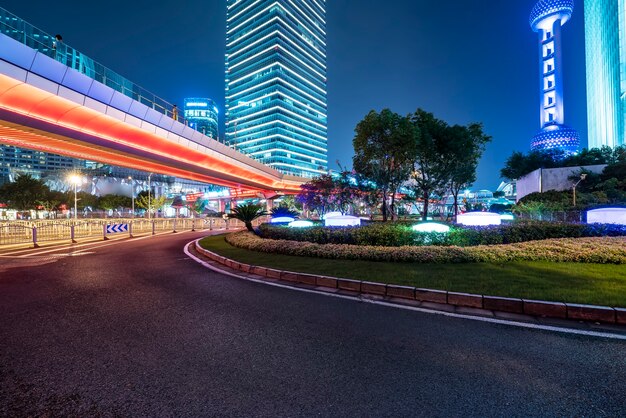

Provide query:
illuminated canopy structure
left=412, top=223, right=451, bottom=233
left=289, top=220, right=314, bottom=228
left=270, top=216, right=296, bottom=223
left=529, top=0, right=580, bottom=154
left=324, top=215, right=361, bottom=227
left=587, top=208, right=626, bottom=225
left=457, top=212, right=502, bottom=226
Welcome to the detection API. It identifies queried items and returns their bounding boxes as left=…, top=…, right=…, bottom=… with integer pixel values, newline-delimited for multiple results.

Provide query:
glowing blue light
left=270, top=217, right=295, bottom=223
left=325, top=216, right=361, bottom=227
left=530, top=0, right=574, bottom=31
left=323, top=212, right=343, bottom=220
left=186, top=102, right=208, bottom=107
left=531, top=127, right=579, bottom=154
left=587, top=208, right=626, bottom=225
left=289, top=220, right=314, bottom=228
left=412, top=223, right=451, bottom=233
left=457, top=212, right=502, bottom=226
left=500, top=214, right=515, bottom=221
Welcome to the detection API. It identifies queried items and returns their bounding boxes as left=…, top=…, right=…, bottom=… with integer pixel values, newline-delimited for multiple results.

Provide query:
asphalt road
left=1, top=231, right=625, bottom=417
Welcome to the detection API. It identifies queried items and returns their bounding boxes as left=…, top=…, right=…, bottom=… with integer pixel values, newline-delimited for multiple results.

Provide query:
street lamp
left=147, top=173, right=153, bottom=220
left=572, top=173, right=587, bottom=207
left=68, top=174, right=81, bottom=220
left=128, top=176, right=134, bottom=218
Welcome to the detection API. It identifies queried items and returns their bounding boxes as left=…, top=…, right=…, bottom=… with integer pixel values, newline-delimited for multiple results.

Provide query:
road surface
left=1, top=231, right=625, bottom=417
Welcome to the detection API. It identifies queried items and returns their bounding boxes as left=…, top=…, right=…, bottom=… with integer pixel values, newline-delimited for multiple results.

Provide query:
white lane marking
left=184, top=240, right=626, bottom=341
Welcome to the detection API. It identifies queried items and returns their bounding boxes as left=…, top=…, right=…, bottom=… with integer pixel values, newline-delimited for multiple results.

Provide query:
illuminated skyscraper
left=584, top=0, right=626, bottom=149
left=529, top=0, right=580, bottom=154
left=184, top=98, right=219, bottom=140
left=225, top=0, right=328, bottom=178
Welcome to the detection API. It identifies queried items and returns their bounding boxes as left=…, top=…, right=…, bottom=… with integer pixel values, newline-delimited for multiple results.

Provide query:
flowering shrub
left=225, top=231, right=626, bottom=264
left=258, top=221, right=626, bottom=247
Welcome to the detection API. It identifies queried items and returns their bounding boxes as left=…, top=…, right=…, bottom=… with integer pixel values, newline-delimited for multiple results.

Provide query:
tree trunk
left=245, top=221, right=254, bottom=232
left=381, top=190, right=388, bottom=222
left=390, top=192, right=396, bottom=221
left=422, top=191, right=430, bottom=220
left=452, top=189, right=460, bottom=223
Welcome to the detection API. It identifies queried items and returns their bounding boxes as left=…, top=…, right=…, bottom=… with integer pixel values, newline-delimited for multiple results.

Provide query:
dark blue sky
left=7, top=0, right=588, bottom=189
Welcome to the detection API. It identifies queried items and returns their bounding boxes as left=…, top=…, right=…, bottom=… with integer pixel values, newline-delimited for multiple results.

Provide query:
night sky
left=5, top=0, right=588, bottom=189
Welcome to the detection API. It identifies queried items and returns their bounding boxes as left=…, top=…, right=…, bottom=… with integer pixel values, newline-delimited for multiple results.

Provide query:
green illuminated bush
left=258, top=221, right=626, bottom=247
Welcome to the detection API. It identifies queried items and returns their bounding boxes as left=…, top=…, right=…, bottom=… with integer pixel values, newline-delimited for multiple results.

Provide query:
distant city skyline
left=4, top=0, right=588, bottom=189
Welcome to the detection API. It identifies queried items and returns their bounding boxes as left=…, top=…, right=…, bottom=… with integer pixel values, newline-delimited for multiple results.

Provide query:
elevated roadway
left=0, top=32, right=305, bottom=195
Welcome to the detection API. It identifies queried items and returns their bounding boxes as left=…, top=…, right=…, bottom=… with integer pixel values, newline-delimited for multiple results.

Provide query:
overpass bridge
left=0, top=8, right=306, bottom=196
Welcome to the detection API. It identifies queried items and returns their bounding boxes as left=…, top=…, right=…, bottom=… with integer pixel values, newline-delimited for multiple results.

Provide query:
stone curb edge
left=194, top=241, right=626, bottom=325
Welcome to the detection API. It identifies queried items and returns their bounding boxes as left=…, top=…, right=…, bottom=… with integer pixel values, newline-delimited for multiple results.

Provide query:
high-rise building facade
left=529, top=0, right=580, bottom=154
left=584, top=0, right=626, bottom=149
left=184, top=98, right=219, bottom=140
left=0, top=146, right=82, bottom=184
left=225, top=0, right=328, bottom=178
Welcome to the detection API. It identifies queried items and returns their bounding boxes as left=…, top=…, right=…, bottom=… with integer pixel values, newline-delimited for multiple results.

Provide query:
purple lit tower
left=529, top=0, right=580, bottom=154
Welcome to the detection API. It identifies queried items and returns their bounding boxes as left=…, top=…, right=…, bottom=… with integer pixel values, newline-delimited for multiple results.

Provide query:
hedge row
left=258, top=222, right=626, bottom=247
left=226, top=232, right=626, bottom=264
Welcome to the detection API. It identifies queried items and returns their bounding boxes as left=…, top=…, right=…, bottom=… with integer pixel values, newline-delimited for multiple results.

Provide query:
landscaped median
left=227, top=230, right=626, bottom=264
left=196, top=233, right=626, bottom=324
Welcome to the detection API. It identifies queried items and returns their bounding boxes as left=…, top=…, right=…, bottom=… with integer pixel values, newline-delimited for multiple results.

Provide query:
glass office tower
left=184, top=98, right=219, bottom=140
left=584, top=0, right=626, bottom=149
left=225, top=0, right=328, bottom=178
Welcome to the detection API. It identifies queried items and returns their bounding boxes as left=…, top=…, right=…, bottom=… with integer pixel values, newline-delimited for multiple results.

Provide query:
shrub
left=258, top=221, right=626, bottom=247
left=224, top=232, right=626, bottom=264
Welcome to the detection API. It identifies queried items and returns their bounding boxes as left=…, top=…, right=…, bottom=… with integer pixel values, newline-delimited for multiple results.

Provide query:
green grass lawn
left=199, top=235, right=626, bottom=307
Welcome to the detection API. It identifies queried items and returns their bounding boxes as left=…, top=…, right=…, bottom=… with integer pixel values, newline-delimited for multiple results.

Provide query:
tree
left=37, top=190, right=67, bottom=219
left=98, top=194, right=131, bottom=211
left=500, top=145, right=626, bottom=181
left=329, top=170, right=360, bottom=215
left=297, top=174, right=336, bottom=217
left=500, top=149, right=564, bottom=180
left=229, top=203, right=267, bottom=232
left=72, top=191, right=99, bottom=210
left=192, top=198, right=209, bottom=216
left=409, top=109, right=453, bottom=220
left=353, top=109, right=415, bottom=221
left=135, top=191, right=167, bottom=217
left=0, top=174, right=50, bottom=211
left=446, top=123, right=491, bottom=220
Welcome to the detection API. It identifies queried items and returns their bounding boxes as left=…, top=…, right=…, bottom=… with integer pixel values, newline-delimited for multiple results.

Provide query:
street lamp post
left=68, top=174, right=81, bottom=220
left=148, top=173, right=153, bottom=220
left=572, top=173, right=587, bottom=207
left=128, top=176, right=134, bottom=218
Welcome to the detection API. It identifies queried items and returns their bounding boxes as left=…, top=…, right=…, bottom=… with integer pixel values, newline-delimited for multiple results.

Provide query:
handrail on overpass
left=0, top=6, right=188, bottom=127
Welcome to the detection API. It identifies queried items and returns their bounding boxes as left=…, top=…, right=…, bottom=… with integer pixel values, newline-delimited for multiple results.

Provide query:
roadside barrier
left=0, top=217, right=267, bottom=248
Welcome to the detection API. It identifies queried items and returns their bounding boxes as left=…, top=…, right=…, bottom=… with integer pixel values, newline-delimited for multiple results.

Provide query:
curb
left=194, top=240, right=625, bottom=325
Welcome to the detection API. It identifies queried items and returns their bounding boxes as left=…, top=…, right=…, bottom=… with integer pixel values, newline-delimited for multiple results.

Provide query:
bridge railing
left=0, top=6, right=191, bottom=126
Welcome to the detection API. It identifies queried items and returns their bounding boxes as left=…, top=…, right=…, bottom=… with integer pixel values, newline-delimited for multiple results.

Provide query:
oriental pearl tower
left=529, top=0, right=580, bottom=154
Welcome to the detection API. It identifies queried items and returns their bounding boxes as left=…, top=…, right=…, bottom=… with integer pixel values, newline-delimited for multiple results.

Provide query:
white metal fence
left=0, top=217, right=266, bottom=247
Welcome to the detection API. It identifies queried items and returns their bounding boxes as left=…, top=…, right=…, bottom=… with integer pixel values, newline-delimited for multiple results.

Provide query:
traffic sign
left=106, top=224, right=129, bottom=234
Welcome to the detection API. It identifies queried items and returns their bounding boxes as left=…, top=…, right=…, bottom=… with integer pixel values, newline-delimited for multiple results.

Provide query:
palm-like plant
left=270, top=206, right=299, bottom=219
left=229, top=203, right=268, bottom=232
